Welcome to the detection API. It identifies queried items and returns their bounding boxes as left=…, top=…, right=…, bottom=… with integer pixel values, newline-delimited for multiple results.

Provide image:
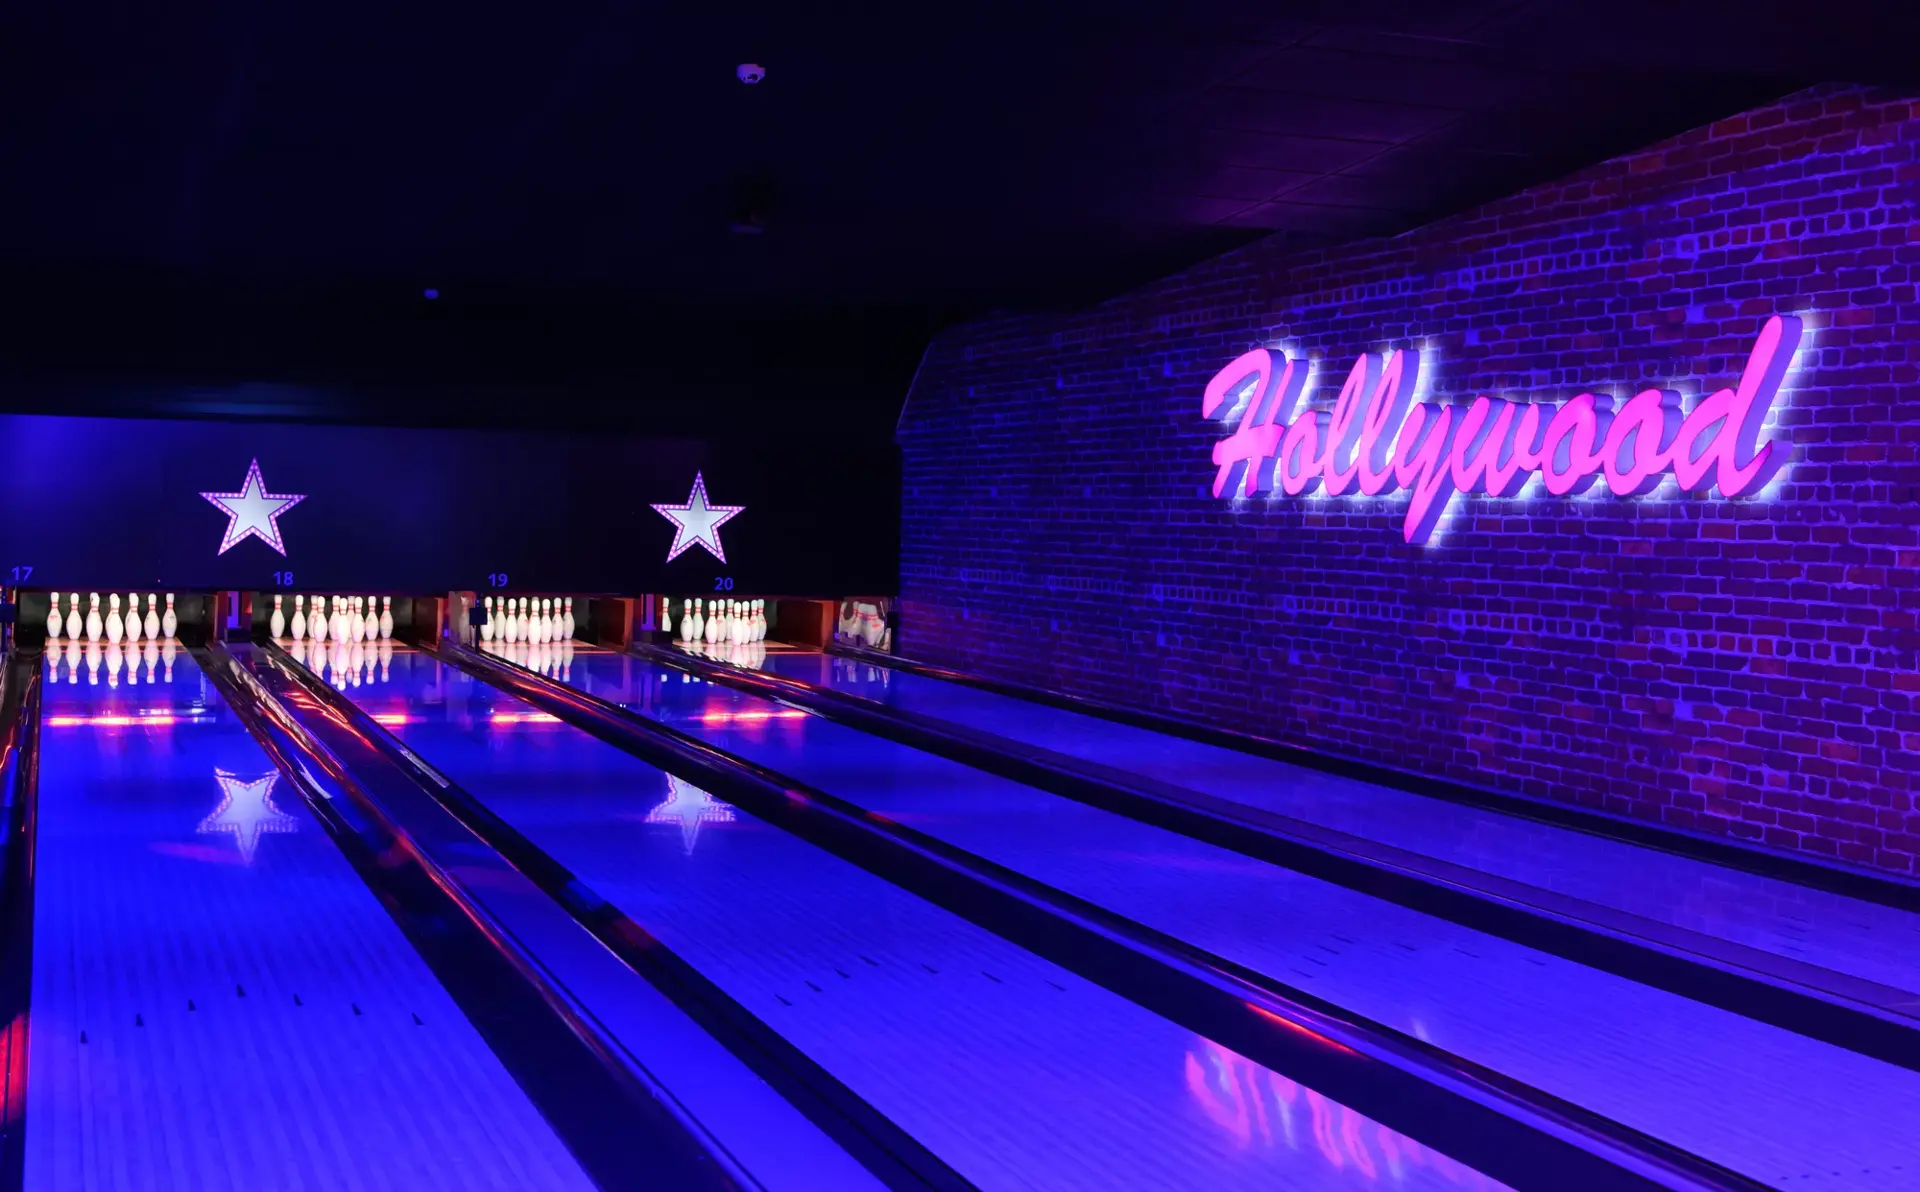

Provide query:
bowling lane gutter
left=452, top=643, right=1759, bottom=1192
left=0, top=656, right=43, bottom=1192
left=196, top=646, right=745, bottom=1192
left=255, top=643, right=973, bottom=1192
left=651, top=644, right=1920, bottom=1069
left=824, top=642, right=1920, bottom=915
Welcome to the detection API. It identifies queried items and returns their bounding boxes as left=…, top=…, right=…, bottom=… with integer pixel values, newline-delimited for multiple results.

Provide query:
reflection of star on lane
left=199, top=769, right=300, bottom=863
left=650, top=472, right=744, bottom=563
left=645, top=774, right=735, bottom=855
left=200, top=458, right=306, bottom=556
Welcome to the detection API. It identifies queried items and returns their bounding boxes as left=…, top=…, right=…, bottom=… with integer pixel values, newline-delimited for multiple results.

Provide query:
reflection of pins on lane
left=85, top=642, right=101, bottom=685
left=145, top=640, right=159, bottom=683
left=65, top=640, right=81, bottom=684
left=66, top=593, right=82, bottom=640
left=107, top=643, right=123, bottom=688
left=162, top=639, right=177, bottom=682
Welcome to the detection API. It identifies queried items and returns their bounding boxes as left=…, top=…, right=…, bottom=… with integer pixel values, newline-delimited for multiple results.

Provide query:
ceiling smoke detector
left=736, top=63, right=765, bottom=85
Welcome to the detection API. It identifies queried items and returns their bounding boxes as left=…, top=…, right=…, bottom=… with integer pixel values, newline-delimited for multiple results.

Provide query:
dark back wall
left=0, top=412, right=897, bottom=595
left=897, top=84, right=1920, bottom=875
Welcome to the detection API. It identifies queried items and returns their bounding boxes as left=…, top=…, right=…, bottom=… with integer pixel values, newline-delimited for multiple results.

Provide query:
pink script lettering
left=1205, top=315, right=1802, bottom=543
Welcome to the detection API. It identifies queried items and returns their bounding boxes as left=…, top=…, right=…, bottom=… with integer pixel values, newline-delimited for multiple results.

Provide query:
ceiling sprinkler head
left=736, top=63, right=765, bottom=85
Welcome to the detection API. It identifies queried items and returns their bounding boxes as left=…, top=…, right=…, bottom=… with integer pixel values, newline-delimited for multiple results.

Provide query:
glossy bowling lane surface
left=554, top=647, right=1920, bottom=1188
left=339, top=647, right=1512, bottom=1192
left=27, top=647, right=590, bottom=1191
left=757, top=651, right=1920, bottom=1002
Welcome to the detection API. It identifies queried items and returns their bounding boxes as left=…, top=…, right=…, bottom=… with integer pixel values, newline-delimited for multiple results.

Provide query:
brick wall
left=896, top=85, right=1920, bottom=875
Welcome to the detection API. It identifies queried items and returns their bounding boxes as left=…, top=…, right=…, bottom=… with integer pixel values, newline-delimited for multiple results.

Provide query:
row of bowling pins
left=45, top=637, right=181, bottom=686
left=668, top=597, right=765, bottom=646
left=480, top=636, right=576, bottom=683
left=481, top=596, right=574, bottom=644
left=836, top=600, right=891, bottom=652
left=46, top=592, right=178, bottom=644
left=275, top=595, right=393, bottom=643
left=287, top=635, right=395, bottom=689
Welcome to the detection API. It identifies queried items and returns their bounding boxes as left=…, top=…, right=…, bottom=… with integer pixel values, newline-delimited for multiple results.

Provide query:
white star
left=199, top=769, right=300, bottom=863
left=646, top=775, right=735, bottom=855
left=651, top=472, right=744, bottom=564
left=201, top=459, right=306, bottom=556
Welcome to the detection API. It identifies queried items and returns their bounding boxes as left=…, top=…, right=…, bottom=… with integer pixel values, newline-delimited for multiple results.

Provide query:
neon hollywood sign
left=1203, top=315, right=1802, bottom=544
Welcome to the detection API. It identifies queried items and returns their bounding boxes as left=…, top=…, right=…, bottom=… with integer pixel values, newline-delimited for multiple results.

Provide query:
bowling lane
left=758, top=650, right=1920, bottom=1001
left=346, top=648, right=1509, bottom=1192
left=26, top=646, right=591, bottom=1191
left=561, top=647, right=1920, bottom=1188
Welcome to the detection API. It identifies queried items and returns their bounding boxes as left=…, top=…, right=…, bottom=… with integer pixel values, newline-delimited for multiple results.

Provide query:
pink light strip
left=695, top=710, right=808, bottom=725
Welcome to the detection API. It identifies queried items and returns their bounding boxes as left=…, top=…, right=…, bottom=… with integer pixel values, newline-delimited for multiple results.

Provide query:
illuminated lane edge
left=197, top=647, right=737, bottom=1192
left=1206, top=315, right=1802, bottom=542
left=0, top=658, right=42, bottom=1190
left=252, top=641, right=972, bottom=1192
left=454, top=642, right=1755, bottom=1192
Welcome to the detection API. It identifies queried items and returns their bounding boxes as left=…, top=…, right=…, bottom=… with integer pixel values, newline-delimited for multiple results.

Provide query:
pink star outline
left=651, top=471, right=745, bottom=564
left=200, top=459, right=307, bottom=556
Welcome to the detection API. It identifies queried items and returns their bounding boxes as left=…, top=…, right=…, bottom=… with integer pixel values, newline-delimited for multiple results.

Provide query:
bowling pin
left=365, top=598, right=377, bottom=642
left=291, top=595, right=307, bottom=641
left=540, top=598, right=554, bottom=642
left=519, top=597, right=531, bottom=642
left=125, top=594, right=144, bottom=642
left=45, top=593, right=62, bottom=642
left=680, top=598, right=694, bottom=642
left=106, top=594, right=124, bottom=644
left=145, top=594, right=160, bottom=641
left=481, top=596, right=494, bottom=642
left=270, top=594, right=286, bottom=639
left=659, top=596, right=671, bottom=637
left=162, top=593, right=178, bottom=639
left=310, top=596, right=325, bottom=642
left=562, top=596, right=574, bottom=639
left=66, top=593, right=82, bottom=640
left=380, top=596, right=393, bottom=640
left=85, top=593, right=103, bottom=642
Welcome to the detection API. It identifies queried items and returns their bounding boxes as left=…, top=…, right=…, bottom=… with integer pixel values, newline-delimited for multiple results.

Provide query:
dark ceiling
left=3, top=0, right=1915, bottom=431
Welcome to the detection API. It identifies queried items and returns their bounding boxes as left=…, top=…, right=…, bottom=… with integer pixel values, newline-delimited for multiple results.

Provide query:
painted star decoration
left=651, top=472, right=744, bottom=564
left=646, top=774, right=735, bottom=855
left=199, top=769, right=300, bottom=864
left=201, top=459, right=306, bottom=556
